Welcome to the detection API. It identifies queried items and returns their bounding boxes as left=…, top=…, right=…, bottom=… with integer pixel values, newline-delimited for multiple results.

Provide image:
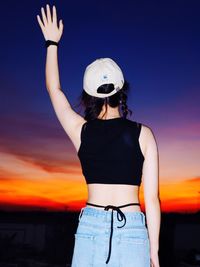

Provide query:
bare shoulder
left=47, top=88, right=87, bottom=153
left=140, top=123, right=158, bottom=157
left=141, top=123, right=155, bottom=139
left=141, top=122, right=159, bottom=202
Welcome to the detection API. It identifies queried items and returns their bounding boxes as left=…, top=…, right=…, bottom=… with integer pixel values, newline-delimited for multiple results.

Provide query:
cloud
left=184, top=176, right=200, bottom=183
left=0, top=112, right=80, bottom=174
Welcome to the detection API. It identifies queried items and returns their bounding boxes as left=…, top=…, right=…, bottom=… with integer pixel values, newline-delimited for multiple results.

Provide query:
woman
left=37, top=4, right=161, bottom=267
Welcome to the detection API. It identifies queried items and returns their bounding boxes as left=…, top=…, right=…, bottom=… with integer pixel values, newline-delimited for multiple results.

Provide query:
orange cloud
left=0, top=170, right=199, bottom=212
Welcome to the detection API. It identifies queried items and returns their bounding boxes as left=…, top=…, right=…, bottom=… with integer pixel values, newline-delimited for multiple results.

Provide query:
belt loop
left=79, top=207, right=85, bottom=221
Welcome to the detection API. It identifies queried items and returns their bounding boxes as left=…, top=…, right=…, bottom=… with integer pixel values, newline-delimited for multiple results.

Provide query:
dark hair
left=73, top=80, right=133, bottom=121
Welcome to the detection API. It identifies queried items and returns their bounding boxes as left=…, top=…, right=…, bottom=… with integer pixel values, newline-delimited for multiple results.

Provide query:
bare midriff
left=86, top=183, right=141, bottom=212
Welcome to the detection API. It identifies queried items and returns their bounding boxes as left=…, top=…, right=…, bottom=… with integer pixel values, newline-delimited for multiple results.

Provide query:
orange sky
left=0, top=100, right=199, bottom=213
left=0, top=137, right=199, bottom=213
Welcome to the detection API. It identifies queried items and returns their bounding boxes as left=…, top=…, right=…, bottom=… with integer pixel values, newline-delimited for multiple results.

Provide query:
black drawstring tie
left=85, top=202, right=141, bottom=264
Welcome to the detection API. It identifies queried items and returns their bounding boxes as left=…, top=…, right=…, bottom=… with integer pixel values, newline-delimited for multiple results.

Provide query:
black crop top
left=77, top=117, right=145, bottom=186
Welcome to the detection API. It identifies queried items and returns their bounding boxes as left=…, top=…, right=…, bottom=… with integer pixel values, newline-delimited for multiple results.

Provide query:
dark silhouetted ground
left=0, top=210, right=199, bottom=267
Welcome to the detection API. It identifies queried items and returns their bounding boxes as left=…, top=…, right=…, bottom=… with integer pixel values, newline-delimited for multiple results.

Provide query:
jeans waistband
left=78, top=203, right=146, bottom=264
left=79, top=206, right=146, bottom=225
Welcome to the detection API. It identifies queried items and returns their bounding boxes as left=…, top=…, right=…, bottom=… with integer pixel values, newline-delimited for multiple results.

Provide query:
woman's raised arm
left=36, top=4, right=85, bottom=146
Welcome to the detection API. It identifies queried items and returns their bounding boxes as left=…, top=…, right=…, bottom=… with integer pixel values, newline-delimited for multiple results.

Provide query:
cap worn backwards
left=83, top=58, right=124, bottom=98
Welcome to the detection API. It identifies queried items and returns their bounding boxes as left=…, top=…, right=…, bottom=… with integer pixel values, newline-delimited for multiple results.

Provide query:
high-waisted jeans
left=71, top=204, right=150, bottom=267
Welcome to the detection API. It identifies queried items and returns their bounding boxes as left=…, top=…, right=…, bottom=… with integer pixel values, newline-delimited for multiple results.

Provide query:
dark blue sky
left=1, top=0, right=200, bottom=120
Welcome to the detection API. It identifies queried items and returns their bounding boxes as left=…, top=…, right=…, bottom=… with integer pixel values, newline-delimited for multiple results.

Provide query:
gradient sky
left=0, top=0, right=200, bottom=213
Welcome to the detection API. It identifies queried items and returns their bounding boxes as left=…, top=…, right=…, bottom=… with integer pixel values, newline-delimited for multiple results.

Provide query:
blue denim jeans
left=71, top=206, right=150, bottom=267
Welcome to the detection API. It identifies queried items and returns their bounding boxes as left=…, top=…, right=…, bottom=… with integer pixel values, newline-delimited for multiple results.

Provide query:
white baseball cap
left=83, top=58, right=124, bottom=98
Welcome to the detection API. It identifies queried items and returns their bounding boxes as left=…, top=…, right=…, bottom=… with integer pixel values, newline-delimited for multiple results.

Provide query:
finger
left=52, top=5, right=57, bottom=25
left=46, top=4, right=52, bottom=23
left=59, top=19, right=64, bottom=33
left=41, top=7, right=48, bottom=26
left=37, top=15, right=45, bottom=31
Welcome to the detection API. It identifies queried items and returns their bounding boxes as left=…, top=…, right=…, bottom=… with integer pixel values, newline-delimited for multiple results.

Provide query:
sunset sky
left=0, top=0, right=199, bottom=213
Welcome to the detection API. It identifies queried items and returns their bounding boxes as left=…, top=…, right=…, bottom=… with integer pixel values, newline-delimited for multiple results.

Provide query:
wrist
left=150, top=249, right=159, bottom=255
left=47, top=45, right=58, bottom=50
left=45, top=40, right=59, bottom=48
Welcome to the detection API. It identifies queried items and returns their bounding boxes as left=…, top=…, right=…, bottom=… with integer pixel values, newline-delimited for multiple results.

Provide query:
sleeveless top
left=77, top=117, right=145, bottom=186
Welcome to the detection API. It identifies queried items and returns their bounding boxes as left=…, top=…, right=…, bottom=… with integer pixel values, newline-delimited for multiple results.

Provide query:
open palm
left=36, top=4, right=63, bottom=42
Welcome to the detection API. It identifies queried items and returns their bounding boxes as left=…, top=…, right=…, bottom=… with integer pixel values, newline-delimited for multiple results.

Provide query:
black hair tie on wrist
left=45, top=40, right=59, bottom=48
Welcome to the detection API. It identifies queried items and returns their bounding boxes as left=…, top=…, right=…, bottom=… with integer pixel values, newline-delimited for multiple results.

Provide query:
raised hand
left=36, top=4, right=63, bottom=42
